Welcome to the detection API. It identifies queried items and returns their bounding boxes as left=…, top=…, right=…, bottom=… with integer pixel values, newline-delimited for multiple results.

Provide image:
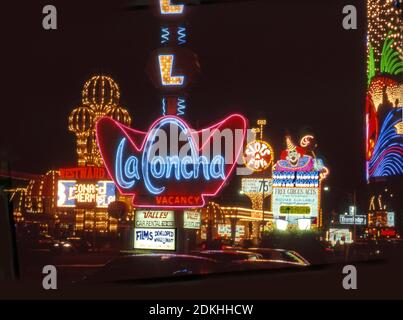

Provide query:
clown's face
left=286, top=150, right=301, bottom=166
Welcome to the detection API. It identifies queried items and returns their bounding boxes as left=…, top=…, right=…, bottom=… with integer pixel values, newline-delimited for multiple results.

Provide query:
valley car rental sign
left=96, top=114, right=246, bottom=208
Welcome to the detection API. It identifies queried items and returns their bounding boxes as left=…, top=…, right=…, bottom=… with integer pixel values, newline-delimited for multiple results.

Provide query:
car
left=193, top=250, right=263, bottom=263
left=346, top=241, right=383, bottom=262
left=244, top=248, right=310, bottom=266
left=51, top=240, right=76, bottom=253
left=65, top=237, right=93, bottom=252
left=30, top=234, right=57, bottom=250
left=226, top=259, right=309, bottom=272
left=51, top=237, right=92, bottom=254
left=80, top=253, right=222, bottom=284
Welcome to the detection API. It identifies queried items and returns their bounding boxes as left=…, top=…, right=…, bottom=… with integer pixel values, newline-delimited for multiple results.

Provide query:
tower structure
left=69, top=75, right=132, bottom=167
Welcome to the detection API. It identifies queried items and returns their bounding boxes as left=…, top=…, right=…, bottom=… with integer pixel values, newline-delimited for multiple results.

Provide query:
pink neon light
left=95, top=114, right=247, bottom=208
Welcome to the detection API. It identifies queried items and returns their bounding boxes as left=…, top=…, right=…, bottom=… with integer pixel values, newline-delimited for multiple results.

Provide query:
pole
left=353, top=189, right=356, bottom=242
left=261, top=179, right=265, bottom=239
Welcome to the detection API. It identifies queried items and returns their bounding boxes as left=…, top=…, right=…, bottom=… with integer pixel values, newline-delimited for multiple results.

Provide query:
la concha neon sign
left=96, top=114, right=246, bottom=208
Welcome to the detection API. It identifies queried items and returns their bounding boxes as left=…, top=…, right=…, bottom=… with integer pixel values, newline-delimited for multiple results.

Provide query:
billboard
left=271, top=135, right=328, bottom=227
left=57, top=180, right=116, bottom=208
left=183, top=210, right=201, bottom=229
left=135, top=210, right=175, bottom=228
left=134, top=228, right=176, bottom=251
left=272, top=187, right=319, bottom=224
left=241, top=178, right=272, bottom=194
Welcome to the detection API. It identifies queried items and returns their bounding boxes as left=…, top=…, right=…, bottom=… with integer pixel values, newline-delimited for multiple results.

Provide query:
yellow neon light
left=159, top=0, right=184, bottom=15
left=158, top=55, right=184, bottom=86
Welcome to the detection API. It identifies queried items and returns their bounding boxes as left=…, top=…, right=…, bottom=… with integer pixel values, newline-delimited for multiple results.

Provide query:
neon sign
left=158, top=54, right=185, bottom=86
left=96, top=114, right=246, bottom=208
left=159, top=0, right=184, bottom=15
left=272, top=135, right=328, bottom=227
left=59, top=167, right=108, bottom=180
left=57, top=180, right=116, bottom=208
left=243, top=140, right=274, bottom=172
left=365, top=0, right=402, bottom=180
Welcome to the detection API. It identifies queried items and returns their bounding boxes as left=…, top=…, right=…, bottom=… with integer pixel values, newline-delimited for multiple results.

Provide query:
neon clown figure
left=277, top=136, right=314, bottom=171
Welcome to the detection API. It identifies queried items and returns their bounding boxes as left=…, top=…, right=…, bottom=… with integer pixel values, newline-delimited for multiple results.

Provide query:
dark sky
left=1, top=0, right=367, bottom=209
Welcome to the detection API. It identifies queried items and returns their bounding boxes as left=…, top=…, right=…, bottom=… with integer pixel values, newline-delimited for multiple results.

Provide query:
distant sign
left=135, top=210, right=175, bottom=228
left=387, top=212, right=395, bottom=227
left=134, top=228, right=176, bottom=251
left=217, top=224, right=245, bottom=241
left=349, top=206, right=357, bottom=215
left=183, top=211, right=201, bottom=229
left=381, top=229, right=396, bottom=237
left=328, top=228, right=352, bottom=245
left=339, top=215, right=367, bottom=225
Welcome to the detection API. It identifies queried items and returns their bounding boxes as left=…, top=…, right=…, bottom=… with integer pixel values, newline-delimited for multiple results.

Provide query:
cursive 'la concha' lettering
left=115, top=137, right=225, bottom=195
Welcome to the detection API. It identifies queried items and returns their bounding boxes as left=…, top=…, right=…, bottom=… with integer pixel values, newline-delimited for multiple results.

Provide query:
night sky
left=1, top=0, right=367, bottom=211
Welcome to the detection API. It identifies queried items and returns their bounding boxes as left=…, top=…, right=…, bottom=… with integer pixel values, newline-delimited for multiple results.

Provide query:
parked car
left=80, top=254, right=222, bottom=284
left=194, top=250, right=263, bottom=263
left=226, top=259, right=309, bottom=272
left=347, top=241, right=383, bottom=262
left=51, top=240, right=76, bottom=253
left=52, top=237, right=92, bottom=254
left=245, top=248, right=310, bottom=266
left=26, top=234, right=58, bottom=251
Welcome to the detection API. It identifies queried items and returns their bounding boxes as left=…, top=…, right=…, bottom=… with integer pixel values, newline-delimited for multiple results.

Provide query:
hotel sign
left=96, top=114, right=246, bottom=208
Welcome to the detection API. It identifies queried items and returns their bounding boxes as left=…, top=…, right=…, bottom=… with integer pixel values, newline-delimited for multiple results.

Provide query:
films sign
left=134, top=228, right=176, bottom=251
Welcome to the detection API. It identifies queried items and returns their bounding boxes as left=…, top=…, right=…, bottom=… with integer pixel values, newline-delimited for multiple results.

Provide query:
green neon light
left=380, top=32, right=403, bottom=76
